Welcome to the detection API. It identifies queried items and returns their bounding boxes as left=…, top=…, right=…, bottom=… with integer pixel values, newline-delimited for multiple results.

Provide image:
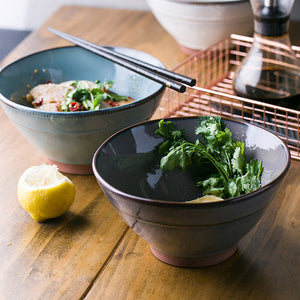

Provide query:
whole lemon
left=18, top=164, right=75, bottom=222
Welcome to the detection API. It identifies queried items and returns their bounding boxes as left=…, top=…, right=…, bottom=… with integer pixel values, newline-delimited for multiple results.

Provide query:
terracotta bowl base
left=46, top=158, right=93, bottom=175
left=150, top=245, right=237, bottom=268
left=179, top=44, right=202, bottom=55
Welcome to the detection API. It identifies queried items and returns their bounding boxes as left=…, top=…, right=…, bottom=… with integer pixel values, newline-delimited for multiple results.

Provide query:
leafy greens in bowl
left=155, top=116, right=263, bottom=199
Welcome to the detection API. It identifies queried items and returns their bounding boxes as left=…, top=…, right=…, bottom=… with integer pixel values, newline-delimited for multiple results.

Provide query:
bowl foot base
left=179, top=44, right=201, bottom=55
left=46, top=158, right=92, bottom=175
left=150, top=245, right=237, bottom=268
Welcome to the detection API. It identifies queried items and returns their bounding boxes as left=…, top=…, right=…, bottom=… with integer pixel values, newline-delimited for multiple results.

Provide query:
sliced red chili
left=69, top=102, right=80, bottom=111
left=80, top=104, right=87, bottom=111
left=33, top=98, right=43, bottom=107
left=106, top=100, right=117, bottom=107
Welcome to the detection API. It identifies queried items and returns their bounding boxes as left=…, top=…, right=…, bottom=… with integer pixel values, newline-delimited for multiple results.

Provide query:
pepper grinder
left=233, top=0, right=300, bottom=106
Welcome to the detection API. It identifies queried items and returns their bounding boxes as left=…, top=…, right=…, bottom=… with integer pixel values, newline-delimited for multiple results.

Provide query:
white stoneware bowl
left=147, top=0, right=254, bottom=53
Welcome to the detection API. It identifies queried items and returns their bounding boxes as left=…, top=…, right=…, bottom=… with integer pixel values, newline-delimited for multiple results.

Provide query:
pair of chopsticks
left=48, top=28, right=196, bottom=93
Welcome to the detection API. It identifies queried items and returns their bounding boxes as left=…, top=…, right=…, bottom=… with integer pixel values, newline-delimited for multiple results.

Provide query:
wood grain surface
left=0, top=6, right=299, bottom=300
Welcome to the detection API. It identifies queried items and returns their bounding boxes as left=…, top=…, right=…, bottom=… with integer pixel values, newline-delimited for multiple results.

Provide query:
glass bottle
left=233, top=0, right=300, bottom=107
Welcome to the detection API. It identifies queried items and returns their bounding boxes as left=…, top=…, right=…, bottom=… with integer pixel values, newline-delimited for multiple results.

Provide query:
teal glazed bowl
left=0, top=46, right=165, bottom=174
left=93, top=117, right=290, bottom=267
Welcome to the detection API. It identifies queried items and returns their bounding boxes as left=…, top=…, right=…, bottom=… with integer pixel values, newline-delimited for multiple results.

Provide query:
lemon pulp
left=18, top=164, right=75, bottom=222
left=187, top=195, right=224, bottom=203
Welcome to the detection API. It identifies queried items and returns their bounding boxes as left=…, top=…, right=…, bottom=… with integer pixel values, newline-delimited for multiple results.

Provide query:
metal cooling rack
left=152, top=34, right=300, bottom=160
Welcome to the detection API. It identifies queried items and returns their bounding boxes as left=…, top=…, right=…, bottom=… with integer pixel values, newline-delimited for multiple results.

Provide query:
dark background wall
left=290, top=0, right=300, bottom=44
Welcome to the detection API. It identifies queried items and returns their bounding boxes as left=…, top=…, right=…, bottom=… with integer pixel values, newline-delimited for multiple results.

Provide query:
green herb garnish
left=155, top=116, right=263, bottom=199
left=57, top=80, right=132, bottom=112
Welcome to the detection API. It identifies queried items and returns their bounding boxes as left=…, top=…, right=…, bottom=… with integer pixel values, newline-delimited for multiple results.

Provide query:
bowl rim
left=92, top=116, right=291, bottom=207
left=152, top=0, right=249, bottom=5
left=0, top=45, right=166, bottom=117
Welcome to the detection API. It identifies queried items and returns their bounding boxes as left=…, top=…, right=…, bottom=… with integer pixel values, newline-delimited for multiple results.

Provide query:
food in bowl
left=187, top=195, right=223, bottom=203
left=155, top=116, right=263, bottom=199
left=93, top=116, right=290, bottom=267
left=27, top=80, right=134, bottom=112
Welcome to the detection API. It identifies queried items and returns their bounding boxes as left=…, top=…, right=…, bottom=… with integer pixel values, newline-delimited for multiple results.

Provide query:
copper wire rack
left=152, top=34, right=300, bottom=160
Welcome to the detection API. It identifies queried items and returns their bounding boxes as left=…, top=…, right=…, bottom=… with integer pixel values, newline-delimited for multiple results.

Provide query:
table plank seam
left=79, top=226, right=130, bottom=299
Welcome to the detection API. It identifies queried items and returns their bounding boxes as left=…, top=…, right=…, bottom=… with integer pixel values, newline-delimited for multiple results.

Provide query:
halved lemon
left=17, top=164, right=75, bottom=222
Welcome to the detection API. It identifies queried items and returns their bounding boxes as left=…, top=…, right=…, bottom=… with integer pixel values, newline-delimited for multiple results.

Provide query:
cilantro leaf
left=56, top=80, right=132, bottom=112
left=231, top=142, right=245, bottom=175
left=155, top=116, right=263, bottom=199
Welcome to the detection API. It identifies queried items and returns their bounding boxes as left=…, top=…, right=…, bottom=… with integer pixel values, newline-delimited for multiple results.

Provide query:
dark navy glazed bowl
left=0, top=46, right=165, bottom=174
left=92, top=116, right=290, bottom=267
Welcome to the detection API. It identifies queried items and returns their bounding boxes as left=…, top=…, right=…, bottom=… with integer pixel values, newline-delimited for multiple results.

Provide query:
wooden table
left=0, top=6, right=299, bottom=300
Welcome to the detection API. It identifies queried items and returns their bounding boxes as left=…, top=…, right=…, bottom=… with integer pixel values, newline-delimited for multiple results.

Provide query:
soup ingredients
left=17, top=164, right=75, bottom=222
left=187, top=195, right=224, bottom=203
left=57, top=80, right=133, bottom=112
left=155, top=116, right=263, bottom=199
left=28, top=80, right=134, bottom=112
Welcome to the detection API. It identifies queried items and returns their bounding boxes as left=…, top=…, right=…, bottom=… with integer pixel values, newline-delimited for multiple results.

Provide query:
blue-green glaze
left=0, top=46, right=165, bottom=169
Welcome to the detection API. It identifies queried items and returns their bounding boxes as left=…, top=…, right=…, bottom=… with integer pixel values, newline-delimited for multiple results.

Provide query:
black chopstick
left=48, top=28, right=196, bottom=93
left=49, top=28, right=196, bottom=87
